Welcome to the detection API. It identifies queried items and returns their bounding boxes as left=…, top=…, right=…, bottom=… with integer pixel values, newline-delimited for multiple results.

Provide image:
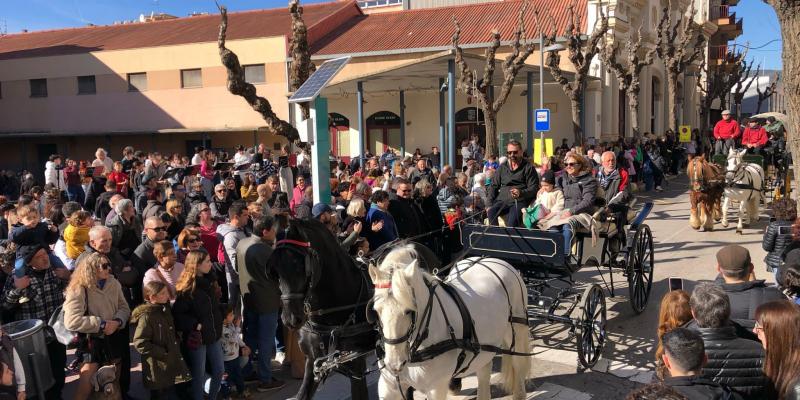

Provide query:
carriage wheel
left=574, top=284, right=606, bottom=369
left=627, top=224, right=654, bottom=314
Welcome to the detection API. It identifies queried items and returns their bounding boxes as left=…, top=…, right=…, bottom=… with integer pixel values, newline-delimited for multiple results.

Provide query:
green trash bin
left=3, top=320, right=55, bottom=398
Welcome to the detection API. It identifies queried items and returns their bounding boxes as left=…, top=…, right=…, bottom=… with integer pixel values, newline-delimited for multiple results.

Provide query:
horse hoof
left=737, top=229, right=743, bottom=235
left=721, top=221, right=729, bottom=228
left=691, top=225, right=700, bottom=230
left=449, top=378, right=462, bottom=393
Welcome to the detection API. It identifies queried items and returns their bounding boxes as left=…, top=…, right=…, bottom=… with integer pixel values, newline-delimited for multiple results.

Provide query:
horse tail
left=501, top=271, right=530, bottom=399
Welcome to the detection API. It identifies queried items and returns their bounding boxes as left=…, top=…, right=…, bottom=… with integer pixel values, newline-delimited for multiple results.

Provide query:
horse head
left=726, top=148, right=747, bottom=184
left=268, top=219, right=322, bottom=329
left=370, top=257, right=427, bottom=375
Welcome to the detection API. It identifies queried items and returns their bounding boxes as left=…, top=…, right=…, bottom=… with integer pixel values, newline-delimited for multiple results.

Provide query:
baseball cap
left=721, top=110, right=731, bottom=115
left=312, top=203, right=333, bottom=220
left=541, top=170, right=556, bottom=185
left=716, top=245, right=751, bottom=273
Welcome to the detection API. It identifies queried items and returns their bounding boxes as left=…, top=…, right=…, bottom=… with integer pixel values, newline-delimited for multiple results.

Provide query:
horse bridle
left=275, top=238, right=320, bottom=304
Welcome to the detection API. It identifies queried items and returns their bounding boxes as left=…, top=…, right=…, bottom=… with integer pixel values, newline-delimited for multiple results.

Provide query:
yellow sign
left=679, top=125, right=692, bottom=143
left=533, top=138, right=554, bottom=165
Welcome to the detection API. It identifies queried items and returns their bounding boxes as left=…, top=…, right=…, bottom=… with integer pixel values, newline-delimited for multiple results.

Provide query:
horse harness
left=689, top=158, right=724, bottom=192
left=726, top=161, right=764, bottom=202
left=374, top=257, right=532, bottom=384
left=274, top=238, right=375, bottom=380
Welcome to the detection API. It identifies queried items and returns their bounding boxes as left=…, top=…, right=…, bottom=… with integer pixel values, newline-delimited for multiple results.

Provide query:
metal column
left=527, top=71, right=533, bottom=156
left=438, top=78, right=446, bottom=170
left=310, top=97, right=331, bottom=204
left=447, top=59, right=456, bottom=168
left=357, top=81, right=365, bottom=167
left=399, top=90, right=406, bottom=156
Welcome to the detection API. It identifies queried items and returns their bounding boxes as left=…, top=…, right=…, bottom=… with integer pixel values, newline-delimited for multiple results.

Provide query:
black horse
left=269, top=218, right=375, bottom=400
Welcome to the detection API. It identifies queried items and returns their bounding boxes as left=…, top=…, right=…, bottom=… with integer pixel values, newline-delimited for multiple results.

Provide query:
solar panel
left=288, top=56, right=351, bottom=103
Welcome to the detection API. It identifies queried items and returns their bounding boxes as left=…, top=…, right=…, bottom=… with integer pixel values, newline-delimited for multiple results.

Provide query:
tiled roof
left=311, top=0, right=587, bottom=56
left=0, top=0, right=361, bottom=61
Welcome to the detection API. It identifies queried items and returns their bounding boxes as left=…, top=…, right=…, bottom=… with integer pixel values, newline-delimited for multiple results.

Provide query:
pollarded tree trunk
left=570, top=97, right=582, bottom=144
left=484, top=112, right=497, bottom=157
left=628, top=91, right=640, bottom=137
left=765, top=0, right=800, bottom=211
left=666, top=70, right=679, bottom=132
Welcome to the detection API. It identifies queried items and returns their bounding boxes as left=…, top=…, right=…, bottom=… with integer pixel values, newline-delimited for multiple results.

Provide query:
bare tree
left=601, top=25, right=656, bottom=137
left=656, top=0, right=705, bottom=132
left=696, top=48, right=746, bottom=132
left=217, top=1, right=314, bottom=142
left=755, top=72, right=780, bottom=114
left=544, top=1, right=608, bottom=145
left=762, top=0, right=799, bottom=212
left=731, top=59, right=758, bottom=120
left=451, top=2, right=535, bottom=158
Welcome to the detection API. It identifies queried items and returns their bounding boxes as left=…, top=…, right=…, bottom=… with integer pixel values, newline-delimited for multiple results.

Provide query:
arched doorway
left=455, top=107, right=486, bottom=166
left=329, top=113, right=350, bottom=162
left=366, top=111, right=401, bottom=156
left=651, top=76, right=662, bottom=134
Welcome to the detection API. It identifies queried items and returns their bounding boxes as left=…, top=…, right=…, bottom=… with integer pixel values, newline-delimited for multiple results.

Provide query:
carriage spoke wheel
left=627, top=224, right=654, bottom=314
left=574, top=284, right=606, bottom=369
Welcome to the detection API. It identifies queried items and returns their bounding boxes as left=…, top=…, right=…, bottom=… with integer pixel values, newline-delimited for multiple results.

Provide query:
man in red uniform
left=713, top=110, right=740, bottom=155
left=741, top=118, right=768, bottom=155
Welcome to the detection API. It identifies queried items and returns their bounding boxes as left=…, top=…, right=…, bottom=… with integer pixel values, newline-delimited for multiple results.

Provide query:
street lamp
left=538, top=36, right=566, bottom=158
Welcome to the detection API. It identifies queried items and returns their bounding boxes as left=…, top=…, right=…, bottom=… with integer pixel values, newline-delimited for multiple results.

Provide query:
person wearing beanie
left=522, top=170, right=564, bottom=229
left=714, top=245, right=784, bottom=329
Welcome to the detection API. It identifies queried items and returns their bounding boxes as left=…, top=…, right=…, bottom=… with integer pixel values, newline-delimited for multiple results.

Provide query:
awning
left=0, top=126, right=266, bottom=139
left=320, top=50, right=594, bottom=97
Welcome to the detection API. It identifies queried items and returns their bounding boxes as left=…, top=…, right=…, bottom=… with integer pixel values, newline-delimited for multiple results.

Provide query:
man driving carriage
left=742, top=118, right=768, bottom=156
left=714, top=110, right=740, bottom=156
left=486, top=140, right=540, bottom=227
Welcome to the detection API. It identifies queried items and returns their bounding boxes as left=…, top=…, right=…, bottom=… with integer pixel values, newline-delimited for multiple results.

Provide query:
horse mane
left=378, top=244, right=419, bottom=276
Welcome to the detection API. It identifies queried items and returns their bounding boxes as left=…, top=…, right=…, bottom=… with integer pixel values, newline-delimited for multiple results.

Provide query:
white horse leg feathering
left=722, top=149, right=765, bottom=234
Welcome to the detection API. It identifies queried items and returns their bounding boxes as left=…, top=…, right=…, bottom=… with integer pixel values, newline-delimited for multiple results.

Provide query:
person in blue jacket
left=364, top=190, right=397, bottom=251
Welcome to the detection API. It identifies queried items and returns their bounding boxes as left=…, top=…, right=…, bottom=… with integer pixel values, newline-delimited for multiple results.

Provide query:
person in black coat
left=762, top=198, right=796, bottom=278
left=94, top=179, right=118, bottom=221
left=414, top=179, right=446, bottom=259
left=714, top=245, right=786, bottom=329
left=172, top=250, right=225, bottom=400
left=687, top=283, right=768, bottom=398
left=661, top=328, right=743, bottom=400
left=487, top=140, right=539, bottom=227
left=388, top=178, right=424, bottom=239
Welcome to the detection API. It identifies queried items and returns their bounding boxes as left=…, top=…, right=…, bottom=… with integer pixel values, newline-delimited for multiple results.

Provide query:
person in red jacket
left=741, top=118, right=768, bottom=155
left=713, top=110, right=740, bottom=155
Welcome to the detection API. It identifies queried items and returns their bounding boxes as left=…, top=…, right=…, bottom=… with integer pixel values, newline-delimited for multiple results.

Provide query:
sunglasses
left=149, top=226, right=166, bottom=232
left=99, top=263, right=111, bottom=270
left=216, top=190, right=226, bottom=193
left=507, top=150, right=519, bottom=155
left=187, top=238, right=200, bottom=243
left=200, top=208, right=210, bottom=212
left=564, top=162, right=578, bottom=167
left=753, top=322, right=764, bottom=333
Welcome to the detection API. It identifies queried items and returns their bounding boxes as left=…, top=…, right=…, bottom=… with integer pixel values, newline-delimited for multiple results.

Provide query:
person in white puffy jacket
left=44, top=154, right=66, bottom=192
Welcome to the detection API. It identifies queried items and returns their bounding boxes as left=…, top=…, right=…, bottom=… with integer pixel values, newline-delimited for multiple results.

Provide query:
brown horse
left=687, top=155, right=724, bottom=231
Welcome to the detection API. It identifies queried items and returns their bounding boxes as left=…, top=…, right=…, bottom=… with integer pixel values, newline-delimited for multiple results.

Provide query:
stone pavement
left=60, top=174, right=777, bottom=399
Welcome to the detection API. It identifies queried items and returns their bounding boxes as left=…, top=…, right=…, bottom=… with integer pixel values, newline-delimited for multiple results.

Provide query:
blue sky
left=1, top=0, right=784, bottom=70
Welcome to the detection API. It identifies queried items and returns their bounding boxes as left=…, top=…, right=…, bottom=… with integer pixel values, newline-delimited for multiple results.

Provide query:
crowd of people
left=0, top=125, right=792, bottom=400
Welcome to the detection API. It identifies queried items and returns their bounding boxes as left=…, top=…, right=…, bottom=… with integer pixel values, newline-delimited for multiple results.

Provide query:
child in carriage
left=522, top=170, right=564, bottom=229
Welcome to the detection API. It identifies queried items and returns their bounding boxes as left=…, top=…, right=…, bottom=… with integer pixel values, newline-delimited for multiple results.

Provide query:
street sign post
left=535, top=108, right=551, bottom=132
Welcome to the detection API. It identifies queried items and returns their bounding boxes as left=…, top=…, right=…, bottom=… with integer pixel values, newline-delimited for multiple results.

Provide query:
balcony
left=708, top=44, right=741, bottom=70
left=710, top=5, right=743, bottom=36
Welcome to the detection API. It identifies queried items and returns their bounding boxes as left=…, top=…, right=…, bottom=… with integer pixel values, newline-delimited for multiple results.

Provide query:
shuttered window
left=181, top=69, right=202, bottom=88
left=244, top=64, right=266, bottom=84
left=78, top=76, right=96, bottom=94
left=128, top=73, right=147, bottom=92
left=30, top=79, right=48, bottom=97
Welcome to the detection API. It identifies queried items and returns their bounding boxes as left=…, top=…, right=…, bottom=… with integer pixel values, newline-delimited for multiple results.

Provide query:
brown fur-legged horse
left=687, top=155, right=724, bottom=231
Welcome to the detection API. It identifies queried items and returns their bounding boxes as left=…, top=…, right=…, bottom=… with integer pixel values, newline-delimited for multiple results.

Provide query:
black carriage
left=460, top=202, right=655, bottom=368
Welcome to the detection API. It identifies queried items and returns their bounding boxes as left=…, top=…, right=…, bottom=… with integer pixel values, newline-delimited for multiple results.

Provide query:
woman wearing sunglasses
left=753, top=300, right=800, bottom=400
left=555, top=153, right=598, bottom=255
left=63, top=252, right=131, bottom=400
left=176, top=228, right=203, bottom=263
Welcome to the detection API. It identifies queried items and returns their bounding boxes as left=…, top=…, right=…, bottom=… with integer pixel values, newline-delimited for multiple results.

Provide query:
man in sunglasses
left=131, top=216, right=168, bottom=285
left=487, top=140, right=540, bottom=227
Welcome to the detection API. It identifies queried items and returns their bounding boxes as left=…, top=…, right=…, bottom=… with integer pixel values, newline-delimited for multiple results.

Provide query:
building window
left=77, top=75, right=96, bottom=95
left=181, top=69, right=202, bottom=88
left=358, top=0, right=401, bottom=8
left=128, top=72, right=147, bottom=92
left=30, top=79, right=47, bottom=98
left=244, top=64, right=265, bottom=84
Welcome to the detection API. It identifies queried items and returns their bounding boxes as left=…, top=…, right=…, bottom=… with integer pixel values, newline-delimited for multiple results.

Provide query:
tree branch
left=217, top=4, right=298, bottom=142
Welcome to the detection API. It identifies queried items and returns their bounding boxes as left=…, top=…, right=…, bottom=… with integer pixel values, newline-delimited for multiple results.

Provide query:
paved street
left=61, top=174, right=776, bottom=400
left=263, top=174, right=775, bottom=400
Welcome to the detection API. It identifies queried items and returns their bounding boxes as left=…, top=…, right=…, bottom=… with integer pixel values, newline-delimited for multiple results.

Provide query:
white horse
left=369, top=245, right=530, bottom=400
left=721, top=148, right=766, bottom=234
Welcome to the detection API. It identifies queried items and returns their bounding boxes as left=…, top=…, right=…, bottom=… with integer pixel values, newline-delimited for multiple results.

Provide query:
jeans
left=242, top=310, right=279, bottom=383
left=275, top=313, right=285, bottom=353
left=188, top=340, right=224, bottom=400
left=550, top=224, right=573, bottom=259
left=487, top=201, right=526, bottom=227
left=715, top=138, right=735, bottom=155
left=224, top=357, right=246, bottom=393
left=66, top=184, right=84, bottom=204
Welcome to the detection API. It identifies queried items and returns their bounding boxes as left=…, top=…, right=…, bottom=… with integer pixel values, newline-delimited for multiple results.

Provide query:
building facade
left=0, top=0, right=732, bottom=174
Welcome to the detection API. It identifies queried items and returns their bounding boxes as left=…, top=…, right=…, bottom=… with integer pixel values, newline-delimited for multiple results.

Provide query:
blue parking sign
left=535, top=109, right=550, bottom=132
